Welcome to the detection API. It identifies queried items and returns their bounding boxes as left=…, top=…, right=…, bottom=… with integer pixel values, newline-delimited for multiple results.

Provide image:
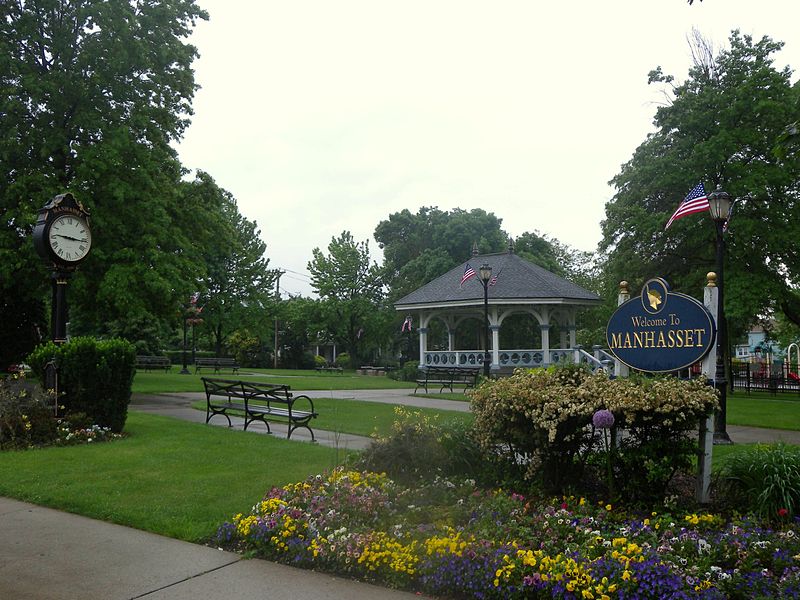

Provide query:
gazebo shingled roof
left=395, top=252, right=600, bottom=308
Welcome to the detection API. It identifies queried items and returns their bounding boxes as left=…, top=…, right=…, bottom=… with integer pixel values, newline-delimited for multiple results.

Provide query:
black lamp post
left=180, top=311, right=190, bottom=375
left=708, top=186, right=735, bottom=444
left=479, top=264, right=492, bottom=377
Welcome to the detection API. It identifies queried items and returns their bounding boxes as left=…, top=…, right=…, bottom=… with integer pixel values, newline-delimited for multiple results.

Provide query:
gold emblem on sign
left=647, top=287, right=662, bottom=311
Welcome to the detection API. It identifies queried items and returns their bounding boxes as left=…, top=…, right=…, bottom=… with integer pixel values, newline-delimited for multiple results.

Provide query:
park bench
left=135, top=355, right=172, bottom=372
left=202, top=377, right=318, bottom=441
left=357, top=365, right=395, bottom=376
left=315, top=366, right=343, bottom=374
left=195, top=357, right=240, bottom=374
left=414, top=366, right=481, bottom=394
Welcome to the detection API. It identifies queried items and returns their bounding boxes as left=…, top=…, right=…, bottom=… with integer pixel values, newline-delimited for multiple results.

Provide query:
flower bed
left=216, top=468, right=800, bottom=599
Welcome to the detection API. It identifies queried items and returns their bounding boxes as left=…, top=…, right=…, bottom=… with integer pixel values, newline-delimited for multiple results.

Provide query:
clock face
left=48, top=214, right=91, bottom=262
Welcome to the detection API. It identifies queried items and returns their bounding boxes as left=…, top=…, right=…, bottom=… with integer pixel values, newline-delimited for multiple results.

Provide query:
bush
left=0, top=376, right=58, bottom=449
left=470, top=365, right=719, bottom=499
left=715, top=442, right=800, bottom=522
left=28, top=337, right=136, bottom=432
left=334, top=352, right=351, bottom=369
left=388, top=360, right=419, bottom=382
left=314, top=354, right=327, bottom=368
left=357, top=407, right=488, bottom=484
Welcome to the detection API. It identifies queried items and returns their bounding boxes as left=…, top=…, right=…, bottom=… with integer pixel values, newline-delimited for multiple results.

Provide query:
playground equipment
left=788, top=342, right=800, bottom=383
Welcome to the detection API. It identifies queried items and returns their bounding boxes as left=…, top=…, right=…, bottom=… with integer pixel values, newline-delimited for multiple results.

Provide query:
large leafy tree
left=308, top=232, right=387, bottom=365
left=185, top=172, right=275, bottom=356
left=601, top=31, right=800, bottom=341
left=374, top=207, right=508, bottom=300
left=0, top=0, right=207, bottom=360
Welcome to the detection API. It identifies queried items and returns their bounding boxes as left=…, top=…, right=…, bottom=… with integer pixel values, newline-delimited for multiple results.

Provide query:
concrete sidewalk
left=0, top=497, right=420, bottom=600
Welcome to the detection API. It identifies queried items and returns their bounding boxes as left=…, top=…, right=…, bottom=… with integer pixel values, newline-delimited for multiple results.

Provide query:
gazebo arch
left=394, top=247, right=602, bottom=373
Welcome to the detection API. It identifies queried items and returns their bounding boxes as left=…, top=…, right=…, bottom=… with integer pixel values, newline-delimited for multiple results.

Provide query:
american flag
left=401, top=315, right=412, bottom=333
left=460, top=263, right=476, bottom=288
left=665, top=183, right=709, bottom=229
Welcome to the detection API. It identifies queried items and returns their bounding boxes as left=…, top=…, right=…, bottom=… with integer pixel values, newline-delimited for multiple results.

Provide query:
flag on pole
left=401, top=315, right=412, bottom=333
left=488, top=274, right=498, bottom=286
left=460, top=263, right=476, bottom=288
left=665, top=183, right=709, bottom=229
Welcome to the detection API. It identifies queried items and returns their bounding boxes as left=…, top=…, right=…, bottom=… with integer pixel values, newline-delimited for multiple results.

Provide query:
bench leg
left=287, top=422, right=315, bottom=442
left=206, top=407, right=232, bottom=428
left=243, top=414, right=271, bottom=434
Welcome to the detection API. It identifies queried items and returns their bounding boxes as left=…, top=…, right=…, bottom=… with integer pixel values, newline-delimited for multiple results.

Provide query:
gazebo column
left=418, top=327, right=428, bottom=366
left=445, top=316, right=456, bottom=351
left=569, top=325, right=577, bottom=348
left=560, top=329, right=568, bottom=349
left=490, top=325, right=500, bottom=372
left=540, top=324, right=551, bottom=364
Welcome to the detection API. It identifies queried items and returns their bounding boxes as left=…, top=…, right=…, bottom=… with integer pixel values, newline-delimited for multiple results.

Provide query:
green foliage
left=0, top=2, right=274, bottom=357
left=715, top=442, right=800, bottom=522
left=314, top=354, right=328, bottom=367
left=187, top=172, right=275, bottom=356
left=308, top=231, right=387, bottom=366
left=388, top=360, right=419, bottom=382
left=334, top=352, right=352, bottom=369
left=28, top=337, right=136, bottom=432
left=470, top=365, right=719, bottom=496
left=602, top=31, right=800, bottom=339
left=0, top=376, right=57, bottom=449
left=226, top=329, right=267, bottom=368
left=375, top=207, right=507, bottom=300
left=357, top=407, right=486, bottom=484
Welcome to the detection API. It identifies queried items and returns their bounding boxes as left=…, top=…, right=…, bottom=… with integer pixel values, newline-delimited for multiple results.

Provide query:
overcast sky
left=175, top=0, right=800, bottom=297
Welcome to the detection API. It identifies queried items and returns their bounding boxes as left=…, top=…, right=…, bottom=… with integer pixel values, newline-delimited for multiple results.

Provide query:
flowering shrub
left=217, top=468, right=800, bottom=598
left=0, top=375, right=124, bottom=450
left=469, top=365, right=719, bottom=498
left=0, top=374, right=57, bottom=449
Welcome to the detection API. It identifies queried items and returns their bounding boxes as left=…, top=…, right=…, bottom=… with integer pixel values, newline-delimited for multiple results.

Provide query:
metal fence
left=731, top=361, right=800, bottom=395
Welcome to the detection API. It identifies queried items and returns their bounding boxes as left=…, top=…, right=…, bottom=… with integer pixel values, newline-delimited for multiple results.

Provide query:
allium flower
left=593, top=409, right=615, bottom=429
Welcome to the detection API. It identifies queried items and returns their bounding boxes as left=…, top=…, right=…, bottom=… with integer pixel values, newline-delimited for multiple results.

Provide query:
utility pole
left=273, top=270, right=284, bottom=369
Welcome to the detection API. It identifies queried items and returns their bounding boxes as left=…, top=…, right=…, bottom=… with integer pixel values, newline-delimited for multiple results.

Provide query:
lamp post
left=479, top=264, right=492, bottom=377
left=180, top=311, right=190, bottom=375
left=708, top=186, right=735, bottom=444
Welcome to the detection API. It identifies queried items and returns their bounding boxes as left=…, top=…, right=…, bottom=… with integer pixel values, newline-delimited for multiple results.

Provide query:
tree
left=601, top=31, right=800, bottom=342
left=0, top=0, right=208, bottom=357
left=186, top=172, right=275, bottom=356
left=308, top=232, right=386, bottom=365
left=374, top=207, right=508, bottom=300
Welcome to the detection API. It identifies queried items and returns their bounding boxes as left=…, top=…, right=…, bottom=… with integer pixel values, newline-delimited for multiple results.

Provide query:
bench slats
left=135, top=355, right=172, bottom=372
left=414, top=367, right=481, bottom=394
left=202, top=377, right=317, bottom=441
left=195, top=358, right=240, bottom=374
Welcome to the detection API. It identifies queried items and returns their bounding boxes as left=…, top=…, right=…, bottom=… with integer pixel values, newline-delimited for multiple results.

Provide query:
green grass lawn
left=0, top=412, right=346, bottom=542
left=728, top=390, right=800, bottom=430
left=132, top=368, right=416, bottom=394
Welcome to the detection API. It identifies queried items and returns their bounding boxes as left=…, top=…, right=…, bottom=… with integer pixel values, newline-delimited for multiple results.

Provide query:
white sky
left=175, top=0, right=800, bottom=298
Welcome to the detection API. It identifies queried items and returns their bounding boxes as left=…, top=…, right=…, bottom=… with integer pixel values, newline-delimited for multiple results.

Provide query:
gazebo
left=394, top=246, right=604, bottom=373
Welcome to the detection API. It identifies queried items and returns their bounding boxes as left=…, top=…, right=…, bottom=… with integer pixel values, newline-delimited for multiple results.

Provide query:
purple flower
left=593, top=409, right=615, bottom=429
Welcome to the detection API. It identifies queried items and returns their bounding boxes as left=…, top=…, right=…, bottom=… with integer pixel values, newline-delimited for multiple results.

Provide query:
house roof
left=394, top=252, right=601, bottom=309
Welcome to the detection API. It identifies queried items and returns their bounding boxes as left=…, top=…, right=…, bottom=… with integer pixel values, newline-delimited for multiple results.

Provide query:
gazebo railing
left=423, top=348, right=612, bottom=372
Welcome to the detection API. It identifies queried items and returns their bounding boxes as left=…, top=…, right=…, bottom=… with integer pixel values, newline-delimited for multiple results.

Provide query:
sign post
left=606, top=277, right=718, bottom=504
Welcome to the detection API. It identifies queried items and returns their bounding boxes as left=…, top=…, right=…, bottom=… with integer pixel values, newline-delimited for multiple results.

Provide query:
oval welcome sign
left=606, top=278, right=717, bottom=373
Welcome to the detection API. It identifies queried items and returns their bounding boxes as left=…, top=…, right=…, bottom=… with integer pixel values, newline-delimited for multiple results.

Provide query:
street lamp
left=708, top=186, right=735, bottom=444
left=479, top=264, right=492, bottom=377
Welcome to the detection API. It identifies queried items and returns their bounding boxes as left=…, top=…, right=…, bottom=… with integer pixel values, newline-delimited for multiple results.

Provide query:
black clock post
left=32, top=194, right=92, bottom=393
